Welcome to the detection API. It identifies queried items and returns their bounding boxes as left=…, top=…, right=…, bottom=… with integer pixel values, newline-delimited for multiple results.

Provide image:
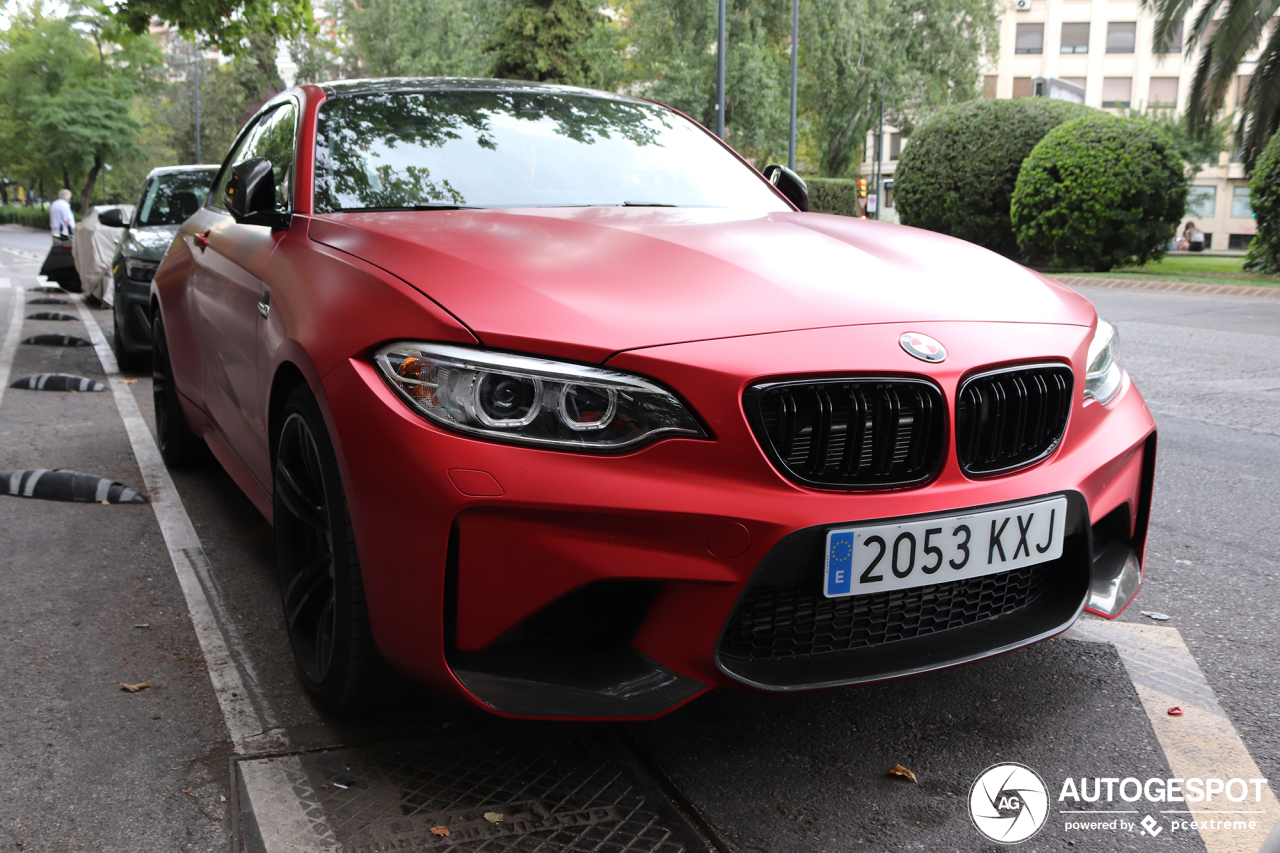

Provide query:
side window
left=209, top=117, right=265, bottom=211
left=209, top=102, right=300, bottom=212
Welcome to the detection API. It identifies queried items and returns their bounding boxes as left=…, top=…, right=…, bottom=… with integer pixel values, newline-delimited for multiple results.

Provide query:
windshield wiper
left=340, top=203, right=482, bottom=212
left=620, top=201, right=677, bottom=207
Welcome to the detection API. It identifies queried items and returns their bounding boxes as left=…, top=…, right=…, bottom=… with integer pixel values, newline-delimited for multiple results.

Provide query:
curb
left=1053, top=275, right=1280, bottom=300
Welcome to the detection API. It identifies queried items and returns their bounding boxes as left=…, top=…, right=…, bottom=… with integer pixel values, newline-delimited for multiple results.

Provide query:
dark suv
left=99, top=165, right=217, bottom=370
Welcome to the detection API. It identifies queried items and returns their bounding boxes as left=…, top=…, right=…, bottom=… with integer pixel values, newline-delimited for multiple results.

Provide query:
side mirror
left=224, top=158, right=286, bottom=228
left=97, top=208, right=125, bottom=228
left=762, top=164, right=809, bottom=212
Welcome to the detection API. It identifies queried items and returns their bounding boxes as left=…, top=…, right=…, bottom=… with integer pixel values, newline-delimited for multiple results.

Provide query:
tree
left=326, top=0, right=496, bottom=79
left=0, top=6, right=164, bottom=212
left=1011, top=116, right=1188, bottom=271
left=111, top=0, right=314, bottom=59
left=1146, top=0, right=1280, bottom=169
left=1124, top=106, right=1233, bottom=174
left=489, top=0, right=607, bottom=85
left=1243, top=129, right=1280, bottom=273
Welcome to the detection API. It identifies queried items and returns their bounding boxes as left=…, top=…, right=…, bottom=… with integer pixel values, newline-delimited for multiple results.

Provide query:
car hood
left=309, top=208, right=1095, bottom=363
left=121, top=224, right=180, bottom=261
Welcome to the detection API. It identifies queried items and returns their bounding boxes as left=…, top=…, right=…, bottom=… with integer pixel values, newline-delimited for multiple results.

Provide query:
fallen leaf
left=116, top=681, right=152, bottom=693
left=152, top=715, right=161, bottom=720
left=120, top=379, right=138, bottom=385
left=888, top=765, right=918, bottom=783
left=484, top=811, right=504, bottom=823
left=182, top=787, right=192, bottom=795
left=1168, top=707, right=1183, bottom=716
left=118, top=657, right=128, bottom=669
left=1141, top=611, right=1171, bottom=621
left=220, top=795, right=226, bottom=802
left=431, top=826, right=450, bottom=837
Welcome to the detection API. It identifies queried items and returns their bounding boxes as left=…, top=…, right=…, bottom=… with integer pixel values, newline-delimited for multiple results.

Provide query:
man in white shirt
left=49, top=188, right=75, bottom=238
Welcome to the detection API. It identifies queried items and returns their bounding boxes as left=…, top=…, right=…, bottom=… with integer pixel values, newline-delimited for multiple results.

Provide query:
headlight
left=124, top=257, right=158, bottom=283
left=1084, top=318, right=1123, bottom=404
left=374, top=343, right=708, bottom=451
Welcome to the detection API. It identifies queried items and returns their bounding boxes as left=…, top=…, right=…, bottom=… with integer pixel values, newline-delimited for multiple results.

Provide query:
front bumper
left=321, top=320, right=1156, bottom=720
left=113, top=264, right=154, bottom=353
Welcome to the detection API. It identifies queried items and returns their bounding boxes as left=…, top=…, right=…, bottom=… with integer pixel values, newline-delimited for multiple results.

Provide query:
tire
left=113, top=310, right=148, bottom=373
left=151, top=312, right=205, bottom=466
left=274, top=384, right=381, bottom=713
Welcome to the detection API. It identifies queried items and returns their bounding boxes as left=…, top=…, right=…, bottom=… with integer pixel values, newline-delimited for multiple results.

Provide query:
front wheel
left=274, top=384, right=381, bottom=713
left=151, top=312, right=204, bottom=466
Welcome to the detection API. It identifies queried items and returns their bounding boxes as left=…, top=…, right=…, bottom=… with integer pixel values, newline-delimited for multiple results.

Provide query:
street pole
left=788, top=0, right=798, bottom=169
left=716, top=0, right=726, bottom=139
left=874, top=95, right=884, bottom=221
left=194, top=44, right=202, bottom=164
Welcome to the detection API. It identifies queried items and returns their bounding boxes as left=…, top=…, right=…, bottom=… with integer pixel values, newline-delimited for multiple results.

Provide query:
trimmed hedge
left=894, top=98, right=1102, bottom=258
left=806, top=178, right=863, bottom=217
left=1011, top=116, right=1187, bottom=272
left=1243, top=131, right=1280, bottom=274
left=0, top=204, right=51, bottom=230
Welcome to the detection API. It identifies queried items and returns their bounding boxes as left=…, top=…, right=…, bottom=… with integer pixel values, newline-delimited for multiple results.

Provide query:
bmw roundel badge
left=899, top=332, right=947, bottom=363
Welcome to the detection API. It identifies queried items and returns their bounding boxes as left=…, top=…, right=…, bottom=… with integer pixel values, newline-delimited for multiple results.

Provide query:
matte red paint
left=151, top=82, right=1157, bottom=720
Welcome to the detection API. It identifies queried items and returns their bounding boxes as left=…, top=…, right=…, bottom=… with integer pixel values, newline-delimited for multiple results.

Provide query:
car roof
left=146, top=164, right=218, bottom=179
left=319, top=77, right=652, bottom=107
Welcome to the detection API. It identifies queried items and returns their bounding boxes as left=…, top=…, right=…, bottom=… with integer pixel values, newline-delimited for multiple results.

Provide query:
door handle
left=194, top=230, right=210, bottom=251
left=257, top=288, right=270, bottom=319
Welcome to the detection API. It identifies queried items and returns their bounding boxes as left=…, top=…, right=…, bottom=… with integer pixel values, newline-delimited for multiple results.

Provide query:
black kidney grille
left=719, top=565, right=1050, bottom=660
left=956, top=365, right=1073, bottom=475
left=749, top=380, right=945, bottom=488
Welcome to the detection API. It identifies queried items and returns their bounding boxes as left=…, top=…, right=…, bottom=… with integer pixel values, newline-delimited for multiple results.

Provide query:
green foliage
left=0, top=6, right=164, bottom=212
left=1147, top=0, right=1280, bottom=169
left=0, top=203, right=52, bottom=229
left=111, top=0, right=315, bottom=58
left=1122, top=107, right=1232, bottom=175
left=1243, top=130, right=1280, bottom=273
left=490, top=0, right=606, bottom=85
left=1011, top=116, right=1189, bottom=272
left=315, top=0, right=494, bottom=80
left=894, top=98, right=1099, bottom=258
left=806, top=178, right=862, bottom=217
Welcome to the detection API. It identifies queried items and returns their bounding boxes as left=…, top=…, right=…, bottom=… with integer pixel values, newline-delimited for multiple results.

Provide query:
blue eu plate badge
left=826, top=530, right=855, bottom=596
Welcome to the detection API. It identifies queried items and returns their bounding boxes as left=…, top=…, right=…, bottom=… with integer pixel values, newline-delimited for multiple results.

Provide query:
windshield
left=314, top=90, right=789, bottom=212
left=137, top=171, right=216, bottom=227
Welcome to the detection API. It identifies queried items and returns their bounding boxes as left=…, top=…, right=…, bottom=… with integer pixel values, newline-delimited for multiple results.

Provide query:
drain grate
left=232, top=727, right=715, bottom=853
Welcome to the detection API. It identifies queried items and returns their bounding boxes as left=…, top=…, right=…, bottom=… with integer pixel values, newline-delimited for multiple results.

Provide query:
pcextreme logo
left=969, top=763, right=1050, bottom=844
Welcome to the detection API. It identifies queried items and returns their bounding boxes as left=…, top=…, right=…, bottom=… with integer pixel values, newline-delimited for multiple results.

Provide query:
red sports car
left=151, top=79, right=1155, bottom=719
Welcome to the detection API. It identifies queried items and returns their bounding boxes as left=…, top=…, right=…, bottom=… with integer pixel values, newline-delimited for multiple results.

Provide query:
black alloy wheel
left=113, top=306, right=146, bottom=373
left=151, top=312, right=204, bottom=466
left=274, top=384, right=379, bottom=712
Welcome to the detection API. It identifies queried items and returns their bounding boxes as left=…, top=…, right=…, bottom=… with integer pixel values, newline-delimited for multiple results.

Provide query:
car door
left=190, top=102, right=299, bottom=492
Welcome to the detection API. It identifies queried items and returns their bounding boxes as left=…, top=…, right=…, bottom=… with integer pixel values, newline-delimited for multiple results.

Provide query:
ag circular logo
left=969, top=763, right=1049, bottom=844
left=899, top=332, right=947, bottom=363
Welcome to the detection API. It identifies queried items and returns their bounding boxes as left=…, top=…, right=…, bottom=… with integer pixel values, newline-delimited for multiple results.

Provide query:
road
left=0, top=222, right=1276, bottom=853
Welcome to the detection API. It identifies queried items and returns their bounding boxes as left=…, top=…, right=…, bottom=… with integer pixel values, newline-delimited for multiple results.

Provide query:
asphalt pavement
left=0, top=222, right=1276, bottom=852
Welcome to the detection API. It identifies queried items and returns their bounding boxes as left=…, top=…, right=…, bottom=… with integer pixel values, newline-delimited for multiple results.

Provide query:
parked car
left=99, top=165, right=217, bottom=371
left=150, top=79, right=1156, bottom=719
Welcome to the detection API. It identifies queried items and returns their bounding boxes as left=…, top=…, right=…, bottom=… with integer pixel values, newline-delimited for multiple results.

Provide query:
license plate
left=823, top=496, right=1068, bottom=598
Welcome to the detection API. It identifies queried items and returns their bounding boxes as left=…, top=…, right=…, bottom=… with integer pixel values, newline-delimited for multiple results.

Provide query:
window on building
left=1107, top=22, right=1136, bottom=53
left=1237, top=74, right=1252, bottom=105
left=984, top=75, right=998, bottom=99
left=889, top=133, right=902, bottom=160
left=1016, top=23, right=1045, bottom=54
left=1231, top=185, right=1253, bottom=218
left=883, top=179, right=895, bottom=209
left=1155, top=23, right=1183, bottom=52
left=1061, top=23, right=1090, bottom=53
left=1228, top=234, right=1254, bottom=250
left=1102, top=77, right=1132, bottom=108
left=1186, top=186, right=1216, bottom=218
left=1149, top=77, right=1178, bottom=108
left=1012, top=77, right=1033, bottom=98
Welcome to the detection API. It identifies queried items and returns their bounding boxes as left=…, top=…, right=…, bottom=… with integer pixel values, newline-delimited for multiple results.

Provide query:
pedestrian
left=49, top=188, right=75, bottom=238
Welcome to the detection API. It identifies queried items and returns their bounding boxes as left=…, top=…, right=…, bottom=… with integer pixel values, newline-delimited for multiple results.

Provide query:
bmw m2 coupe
left=150, top=79, right=1155, bottom=718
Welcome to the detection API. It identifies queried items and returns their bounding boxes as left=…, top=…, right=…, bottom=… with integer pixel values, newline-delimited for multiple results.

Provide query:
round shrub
left=1243, top=131, right=1280, bottom=274
left=1011, top=116, right=1187, bottom=272
left=894, top=98, right=1101, bottom=258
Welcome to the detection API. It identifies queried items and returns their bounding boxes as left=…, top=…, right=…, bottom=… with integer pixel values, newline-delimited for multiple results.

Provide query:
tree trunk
left=80, top=155, right=103, bottom=216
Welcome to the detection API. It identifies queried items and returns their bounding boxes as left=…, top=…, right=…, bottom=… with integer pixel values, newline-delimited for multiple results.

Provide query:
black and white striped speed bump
left=27, top=298, right=71, bottom=305
left=22, top=334, right=92, bottom=347
left=27, top=311, right=78, bottom=321
left=9, top=374, right=108, bottom=392
left=1, top=469, right=147, bottom=503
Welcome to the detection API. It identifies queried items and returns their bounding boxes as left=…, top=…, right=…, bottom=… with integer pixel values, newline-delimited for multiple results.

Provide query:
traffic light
left=857, top=179, right=868, bottom=218
left=857, top=179, right=867, bottom=198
